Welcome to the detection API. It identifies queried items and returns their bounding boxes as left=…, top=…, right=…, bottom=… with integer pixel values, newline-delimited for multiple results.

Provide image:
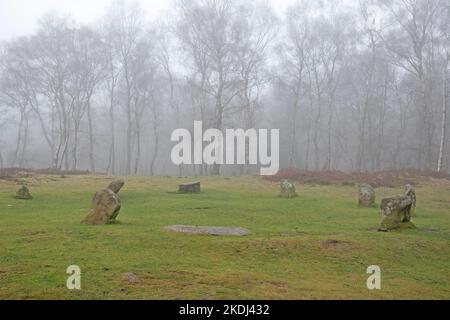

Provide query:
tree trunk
left=212, top=70, right=224, bottom=176
left=19, top=112, right=29, bottom=167
left=71, top=122, right=80, bottom=171
left=87, top=99, right=95, bottom=172
left=150, top=102, right=159, bottom=176
left=438, top=62, right=448, bottom=172
left=133, top=97, right=141, bottom=175
left=30, top=101, right=54, bottom=168
left=313, top=69, right=322, bottom=170
left=124, top=63, right=132, bottom=175
left=107, top=82, right=116, bottom=175
left=325, top=86, right=336, bottom=171
left=12, top=109, right=25, bottom=167
left=289, top=87, right=300, bottom=168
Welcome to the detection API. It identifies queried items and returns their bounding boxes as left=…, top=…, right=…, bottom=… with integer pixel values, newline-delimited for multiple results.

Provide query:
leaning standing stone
left=379, top=185, right=417, bottom=232
left=178, top=182, right=201, bottom=193
left=359, top=184, right=375, bottom=207
left=15, top=185, right=33, bottom=200
left=82, top=189, right=121, bottom=225
left=107, top=180, right=125, bottom=194
left=280, top=180, right=297, bottom=198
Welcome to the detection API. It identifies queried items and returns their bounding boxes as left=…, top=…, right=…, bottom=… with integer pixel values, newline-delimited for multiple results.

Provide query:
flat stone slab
left=166, top=225, right=250, bottom=236
left=178, top=182, right=201, bottom=193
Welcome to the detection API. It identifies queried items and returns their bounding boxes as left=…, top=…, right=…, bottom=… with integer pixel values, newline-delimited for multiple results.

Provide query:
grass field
left=0, top=174, right=449, bottom=300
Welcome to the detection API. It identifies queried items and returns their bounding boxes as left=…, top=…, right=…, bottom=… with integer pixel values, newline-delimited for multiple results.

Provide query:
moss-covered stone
left=82, top=189, right=121, bottom=225
left=359, top=184, right=375, bottom=207
left=15, top=185, right=33, bottom=200
left=280, top=180, right=298, bottom=198
left=379, top=185, right=417, bottom=231
left=178, top=182, right=201, bottom=193
left=107, top=180, right=125, bottom=194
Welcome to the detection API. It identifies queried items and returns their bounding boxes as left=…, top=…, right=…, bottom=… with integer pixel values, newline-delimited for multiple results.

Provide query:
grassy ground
left=0, top=175, right=449, bottom=300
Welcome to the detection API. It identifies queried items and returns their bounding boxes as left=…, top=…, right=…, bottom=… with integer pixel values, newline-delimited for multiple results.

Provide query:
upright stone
left=379, top=185, right=417, bottom=232
left=15, top=185, right=33, bottom=200
left=404, top=184, right=417, bottom=216
left=178, top=182, right=201, bottom=193
left=359, top=184, right=375, bottom=207
left=107, top=180, right=125, bottom=194
left=82, top=189, right=121, bottom=225
left=280, top=180, right=297, bottom=198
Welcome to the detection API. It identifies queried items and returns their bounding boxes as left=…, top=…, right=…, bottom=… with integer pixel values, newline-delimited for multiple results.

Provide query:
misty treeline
left=0, top=0, right=448, bottom=176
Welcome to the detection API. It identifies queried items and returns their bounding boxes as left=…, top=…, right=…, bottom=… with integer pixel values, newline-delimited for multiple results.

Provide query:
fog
left=0, top=0, right=448, bottom=176
left=0, top=0, right=294, bottom=41
left=0, top=0, right=170, bottom=40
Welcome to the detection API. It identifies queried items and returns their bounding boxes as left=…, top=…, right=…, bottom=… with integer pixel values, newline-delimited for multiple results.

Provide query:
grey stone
left=404, top=184, right=417, bottom=216
left=82, top=189, right=121, bottom=225
left=166, top=225, right=250, bottom=236
left=280, top=180, right=298, bottom=198
left=379, top=185, right=417, bottom=231
left=122, top=272, right=140, bottom=284
left=15, top=185, right=33, bottom=200
left=107, top=180, right=125, bottom=194
left=178, top=182, right=201, bottom=193
left=359, top=184, right=375, bottom=207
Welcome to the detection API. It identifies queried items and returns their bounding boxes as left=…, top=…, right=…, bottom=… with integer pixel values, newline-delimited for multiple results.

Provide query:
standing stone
left=107, top=180, right=125, bottom=194
left=379, top=185, right=417, bottom=232
left=404, top=184, right=417, bottom=216
left=359, top=184, right=375, bottom=207
left=178, top=182, right=201, bottom=193
left=280, top=180, right=298, bottom=198
left=15, top=185, right=33, bottom=200
left=82, top=189, right=121, bottom=225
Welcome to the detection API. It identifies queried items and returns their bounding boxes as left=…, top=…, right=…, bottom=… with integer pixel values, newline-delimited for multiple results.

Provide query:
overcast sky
left=0, top=0, right=294, bottom=40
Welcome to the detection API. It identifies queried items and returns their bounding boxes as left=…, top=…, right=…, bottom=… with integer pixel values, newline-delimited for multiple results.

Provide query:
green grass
left=1, top=175, right=449, bottom=300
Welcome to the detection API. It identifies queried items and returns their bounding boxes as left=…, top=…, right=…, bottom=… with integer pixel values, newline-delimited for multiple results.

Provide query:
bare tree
left=66, top=26, right=107, bottom=171
left=175, top=0, right=252, bottom=175
left=0, top=39, right=32, bottom=167
left=279, top=1, right=309, bottom=168
left=437, top=4, right=450, bottom=172
left=105, top=0, right=146, bottom=175
left=378, top=0, right=448, bottom=170
left=0, top=0, right=448, bottom=176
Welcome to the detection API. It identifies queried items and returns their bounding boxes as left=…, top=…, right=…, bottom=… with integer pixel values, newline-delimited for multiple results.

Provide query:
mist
left=0, top=0, right=449, bottom=176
